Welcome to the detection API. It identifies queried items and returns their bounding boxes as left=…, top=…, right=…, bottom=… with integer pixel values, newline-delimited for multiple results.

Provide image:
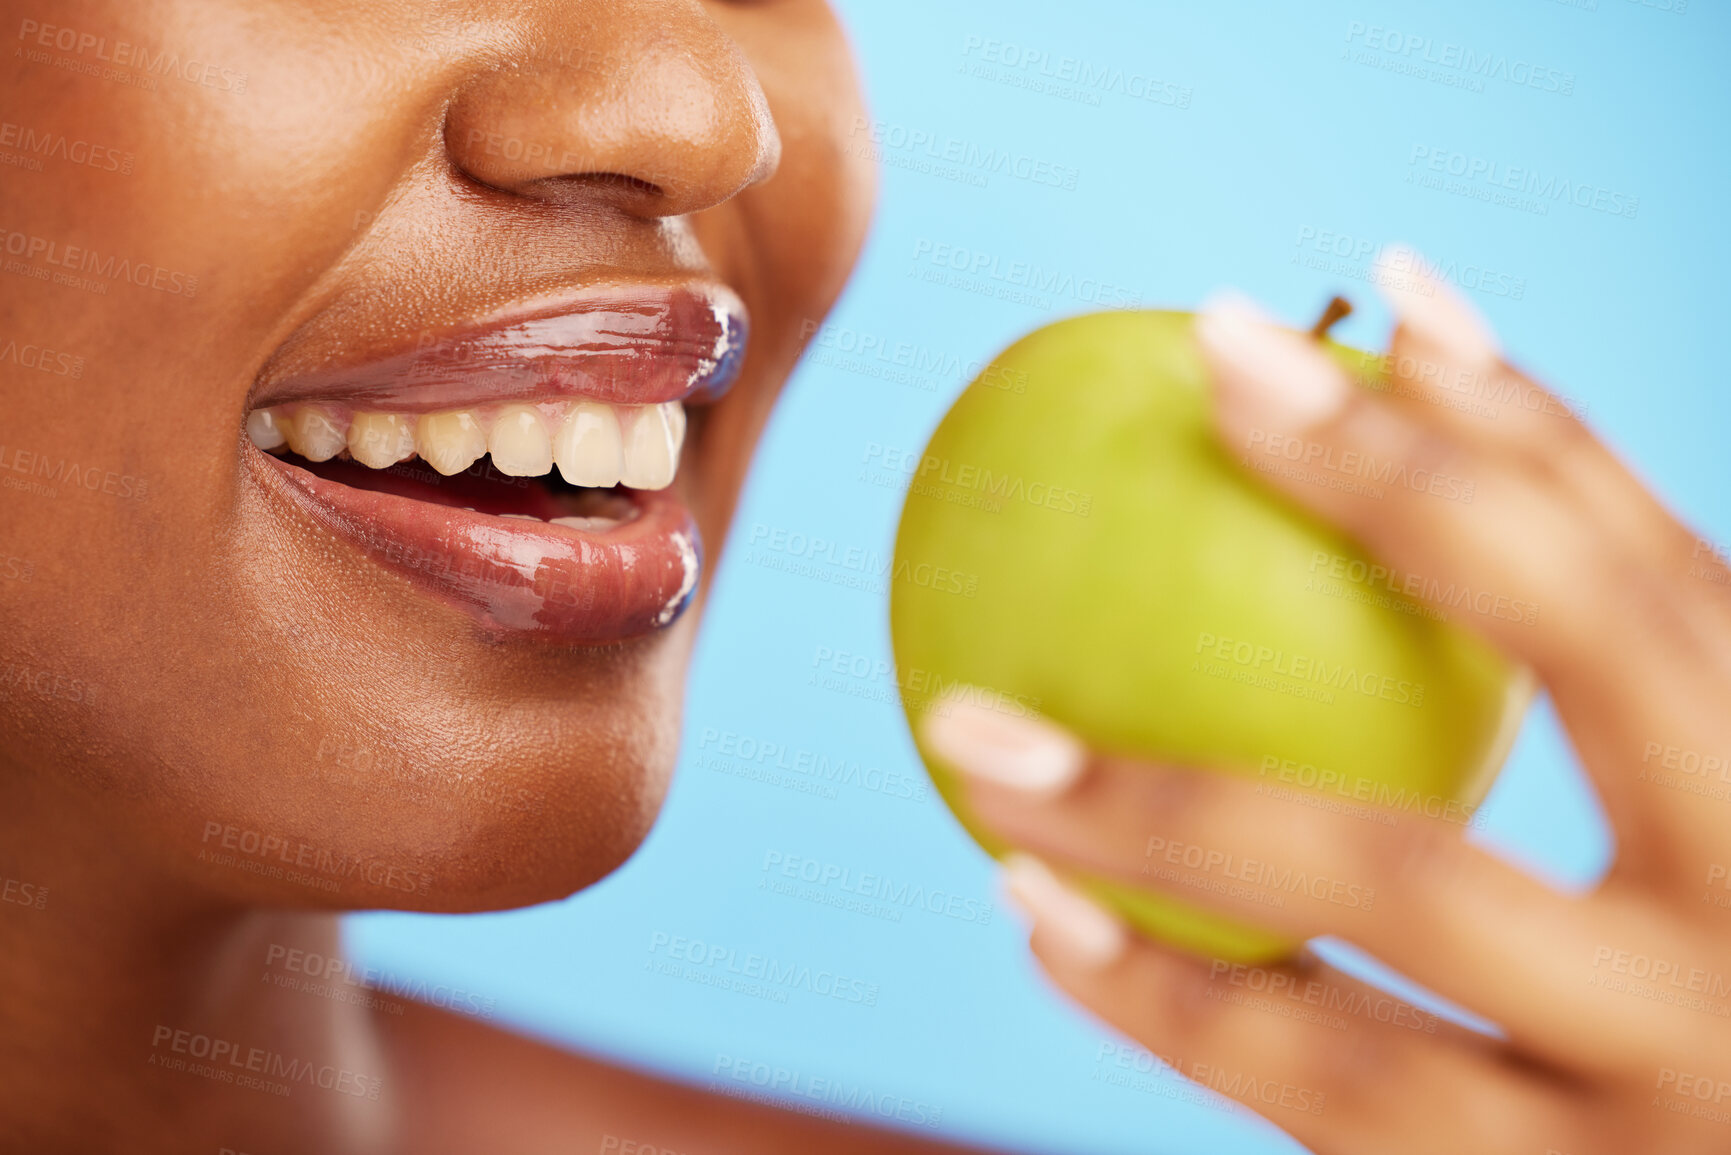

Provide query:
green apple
left=890, top=309, right=1531, bottom=963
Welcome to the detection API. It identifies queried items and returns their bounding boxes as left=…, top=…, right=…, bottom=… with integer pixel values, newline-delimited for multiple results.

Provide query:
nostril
left=514, top=171, right=669, bottom=209
left=570, top=172, right=664, bottom=198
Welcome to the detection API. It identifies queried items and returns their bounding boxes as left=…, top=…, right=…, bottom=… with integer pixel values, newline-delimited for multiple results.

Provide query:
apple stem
left=1309, top=296, right=1353, bottom=341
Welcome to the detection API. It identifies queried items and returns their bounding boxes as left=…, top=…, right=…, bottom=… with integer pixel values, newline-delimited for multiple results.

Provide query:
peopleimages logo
left=760, top=850, right=994, bottom=926
left=1, top=873, right=47, bottom=911
left=198, top=821, right=433, bottom=895
left=1142, top=836, right=1376, bottom=911
left=0, top=335, right=83, bottom=377
left=848, top=116, right=1081, bottom=191
left=16, top=18, right=248, bottom=92
left=712, top=1055, right=945, bottom=1129
left=694, top=727, right=930, bottom=804
left=744, top=522, right=979, bottom=599
left=1257, top=754, right=1481, bottom=826
left=647, top=932, right=880, bottom=1007
left=0, top=443, right=148, bottom=501
left=797, top=318, right=1028, bottom=395
left=0, top=120, right=133, bottom=174
left=1344, top=22, right=1576, bottom=95
left=1589, top=946, right=1731, bottom=1009
left=262, top=944, right=497, bottom=1019
left=149, top=1025, right=383, bottom=1099
left=907, top=239, right=1144, bottom=310
left=1307, top=549, right=1539, bottom=627
left=957, top=36, right=1193, bottom=110
left=1195, top=630, right=1426, bottom=708
left=808, top=644, right=1044, bottom=721
left=1407, top=144, right=1639, bottom=219
left=1292, top=227, right=1527, bottom=301
left=0, top=225, right=198, bottom=297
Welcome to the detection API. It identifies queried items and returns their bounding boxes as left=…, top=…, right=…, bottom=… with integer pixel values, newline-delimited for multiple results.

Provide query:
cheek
left=715, top=3, right=876, bottom=322
left=677, top=4, right=874, bottom=543
left=745, top=106, right=875, bottom=318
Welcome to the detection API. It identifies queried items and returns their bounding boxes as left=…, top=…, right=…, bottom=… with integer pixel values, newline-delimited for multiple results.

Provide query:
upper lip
left=248, top=281, right=748, bottom=414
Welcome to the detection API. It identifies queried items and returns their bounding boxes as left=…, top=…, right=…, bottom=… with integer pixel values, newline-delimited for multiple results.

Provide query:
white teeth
left=553, top=400, right=624, bottom=488
left=488, top=404, right=554, bottom=477
left=498, top=513, right=542, bottom=521
left=283, top=407, right=346, bottom=462
left=250, top=398, right=687, bottom=491
left=348, top=412, right=415, bottom=469
left=416, top=410, right=487, bottom=476
left=619, top=403, right=681, bottom=490
left=246, top=408, right=287, bottom=451
left=665, top=400, right=686, bottom=449
left=551, top=515, right=624, bottom=533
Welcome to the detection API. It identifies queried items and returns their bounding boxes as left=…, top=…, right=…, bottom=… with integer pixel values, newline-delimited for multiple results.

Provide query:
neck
left=0, top=773, right=396, bottom=1153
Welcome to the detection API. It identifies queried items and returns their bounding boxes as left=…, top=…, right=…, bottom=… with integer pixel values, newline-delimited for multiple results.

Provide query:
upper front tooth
left=619, top=402, right=682, bottom=490
left=488, top=404, right=553, bottom=477
left=261, top=398, right=687, bottom=488
left=246, top=408, right=287, bottom=451
left=553, top=400, right=624, bottom=488
left=665, top=400, right=686, bottom=448
left=348, top=412, right=415, bottom=469
left=283, top=406, right=346, bottom=462
left=416, top=410, right=487, bottom=476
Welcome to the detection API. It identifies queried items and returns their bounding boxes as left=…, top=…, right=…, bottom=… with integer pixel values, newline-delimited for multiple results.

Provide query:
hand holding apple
left=910, top=250, right=1731, bottom=1155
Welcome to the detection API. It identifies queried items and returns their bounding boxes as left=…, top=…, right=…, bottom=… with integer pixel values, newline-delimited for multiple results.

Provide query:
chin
left=165, top=596, right=701, bottom=916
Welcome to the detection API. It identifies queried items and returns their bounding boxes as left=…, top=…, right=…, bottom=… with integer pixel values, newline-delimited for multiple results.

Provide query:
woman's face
left=0, top=0, right=872, bottom=910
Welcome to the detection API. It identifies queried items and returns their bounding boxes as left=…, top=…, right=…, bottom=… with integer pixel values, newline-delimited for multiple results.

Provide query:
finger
left=1003, top=854, right=1587, bottom=1155
left=1369, top=245, right=1726, bottom=615
left=924, top=698, right=1729, bottom=1084
left=1196, top=293, right=1731, bottom=871
left=1199, top=288, right=1731, bottom=686
left=1366, top=255, right=1731, bottom=893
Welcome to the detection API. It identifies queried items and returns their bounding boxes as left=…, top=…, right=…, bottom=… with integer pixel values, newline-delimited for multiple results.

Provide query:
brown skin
left=0, top=1, right=992, bottom=1151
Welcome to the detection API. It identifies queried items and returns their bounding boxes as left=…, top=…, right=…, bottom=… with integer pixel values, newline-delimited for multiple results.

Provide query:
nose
left=444, top=0, right=781, bottom=218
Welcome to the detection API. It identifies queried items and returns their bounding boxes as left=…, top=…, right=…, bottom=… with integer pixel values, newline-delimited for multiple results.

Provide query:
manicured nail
left=921, top=689, right=1086, bottom=797
left=1002, top=853, right=1126, bottom=968
left=1196, top=292, right=1349, bottom=428
left=1374, top=244, right=1501, bottom=366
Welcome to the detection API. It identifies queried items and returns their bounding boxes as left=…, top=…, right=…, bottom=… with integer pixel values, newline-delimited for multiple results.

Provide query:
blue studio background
left=350, top=2, right=1727, bottom=1152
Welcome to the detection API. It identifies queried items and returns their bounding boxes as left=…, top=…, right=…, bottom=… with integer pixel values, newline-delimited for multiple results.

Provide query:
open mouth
left=252, top=396, right=683, bottom=526
left=245, top=284, right=744, bottom=644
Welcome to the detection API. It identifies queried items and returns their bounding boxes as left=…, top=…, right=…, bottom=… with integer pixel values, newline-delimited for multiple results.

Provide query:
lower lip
left=252, top=449, right=701, bottom=644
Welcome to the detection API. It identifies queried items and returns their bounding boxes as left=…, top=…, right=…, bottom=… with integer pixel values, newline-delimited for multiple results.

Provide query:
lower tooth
left=498, top=513, right=543, bottom=521
left=551, top=515, right=623, bottom=533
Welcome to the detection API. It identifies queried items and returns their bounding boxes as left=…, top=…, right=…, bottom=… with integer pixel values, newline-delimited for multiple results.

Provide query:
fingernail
left=920, top=689, right=1086, bottom=797
left=1002, top=853, right=1126, bottom=968
left=1195, top=292, right=1349, bottom=428
left=1374, top=244, right=1501, bottom=365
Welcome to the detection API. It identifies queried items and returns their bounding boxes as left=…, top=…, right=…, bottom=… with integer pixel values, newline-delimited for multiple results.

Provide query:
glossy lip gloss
left=246, top=282, right=743, bottom=645
left=250, top=283, right=748, bottom=411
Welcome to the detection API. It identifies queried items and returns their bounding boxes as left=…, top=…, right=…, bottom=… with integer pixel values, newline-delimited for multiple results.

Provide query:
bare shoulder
left=373, top=999, right=1003, bottom=1155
